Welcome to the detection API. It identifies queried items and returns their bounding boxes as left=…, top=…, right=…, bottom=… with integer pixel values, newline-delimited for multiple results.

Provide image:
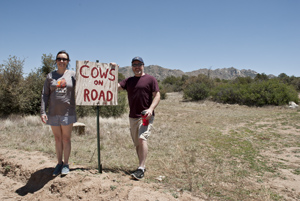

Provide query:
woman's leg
left=61, top=124, right=73, bottom=165
left=51, top=126, right=63, bottom=164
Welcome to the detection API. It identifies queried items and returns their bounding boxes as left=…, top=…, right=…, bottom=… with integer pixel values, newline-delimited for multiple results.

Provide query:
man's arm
left=145, top=91, right=160, bottom=118
left=118, top=83, right=123, bottom=91
left=110, top=63, right=124, bottom=91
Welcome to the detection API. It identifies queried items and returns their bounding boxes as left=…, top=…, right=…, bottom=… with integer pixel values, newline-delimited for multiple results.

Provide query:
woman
left=41, top=50, right=76, bottom=176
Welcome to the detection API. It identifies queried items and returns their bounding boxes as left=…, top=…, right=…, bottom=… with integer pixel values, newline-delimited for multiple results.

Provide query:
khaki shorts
left=129, top=116, right=154, bottom=147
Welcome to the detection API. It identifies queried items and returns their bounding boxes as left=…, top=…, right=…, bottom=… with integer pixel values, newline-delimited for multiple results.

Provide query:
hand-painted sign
left=76, top=61, right=118, bottom=106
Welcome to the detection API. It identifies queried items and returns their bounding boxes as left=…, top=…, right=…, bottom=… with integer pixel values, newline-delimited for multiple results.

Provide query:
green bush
left=161, top=75, right=188, bottom=92
left=76, top=106, right=97, bottom=118
left=0, top=56, right=25, bottom=116
left=183, top=82, right=210, bottom=101
left=182, top=74, right=214, bottom=101
left=212, top=79, right=298, bottom=106
left=99, top=90, right=127, bottom=118
left=19, top=70, right=45, bottom=115
left=159, top=83, right=167, bottom=100
left=211, top=83, right=241, bottom=104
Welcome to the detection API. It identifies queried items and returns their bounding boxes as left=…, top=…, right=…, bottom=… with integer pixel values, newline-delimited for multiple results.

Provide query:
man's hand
left=144, top=91, right=160, bottom=120
left=110, top=62, right=119, bottom=69
left=143, top=109, right=153, bottom=120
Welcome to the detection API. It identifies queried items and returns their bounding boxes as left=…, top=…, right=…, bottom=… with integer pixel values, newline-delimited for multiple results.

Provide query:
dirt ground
left=1, top=93, right=300, bottom=200
left=1, top=142, right=300, bottom=201
left=261, top=147, right=300, bottom=200
left=0, top=148, right=202, bottom=201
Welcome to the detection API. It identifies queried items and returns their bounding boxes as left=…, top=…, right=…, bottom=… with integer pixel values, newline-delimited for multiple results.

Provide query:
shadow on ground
left=15, top=166, right=135, bottom=196
left=15, top=167, right=55, bottom=196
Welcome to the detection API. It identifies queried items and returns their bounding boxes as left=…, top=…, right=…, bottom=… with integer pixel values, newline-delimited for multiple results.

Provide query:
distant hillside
left=119, top=65, right=273, bottom=81
left=119, top=65, right=184, bottom=81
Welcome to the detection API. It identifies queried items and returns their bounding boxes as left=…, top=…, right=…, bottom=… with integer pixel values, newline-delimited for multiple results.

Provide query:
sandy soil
left=261, top=147, right=300, bottom=201
left=0, top=148, right=202, bottom=201
left=2, top=147, right=300, bottom=201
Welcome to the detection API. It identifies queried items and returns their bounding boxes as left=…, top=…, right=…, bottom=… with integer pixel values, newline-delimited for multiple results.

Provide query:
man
left=118, top=56, right=160, bottom=180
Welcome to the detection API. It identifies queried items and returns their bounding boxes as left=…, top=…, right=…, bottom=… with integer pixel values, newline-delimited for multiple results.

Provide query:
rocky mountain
left=119, top=65, right=270, bottom=81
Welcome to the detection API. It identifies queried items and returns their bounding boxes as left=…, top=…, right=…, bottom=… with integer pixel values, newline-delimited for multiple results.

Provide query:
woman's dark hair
left=56, top=50, right=70, bottom=61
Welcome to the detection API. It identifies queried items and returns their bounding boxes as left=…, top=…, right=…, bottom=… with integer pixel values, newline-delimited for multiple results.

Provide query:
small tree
left=41, top=53, right=56, bottom=76
left=0, top=56, right=25, bottom=116
left=19, top=53, right=55, bottom=115
left=254, top=73, right=269, bottom=82
left=19, top=70, right=45, bottom=115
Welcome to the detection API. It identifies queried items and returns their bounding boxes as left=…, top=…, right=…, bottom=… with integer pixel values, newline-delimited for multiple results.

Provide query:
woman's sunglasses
left=56, top=58, right=69, bottom=61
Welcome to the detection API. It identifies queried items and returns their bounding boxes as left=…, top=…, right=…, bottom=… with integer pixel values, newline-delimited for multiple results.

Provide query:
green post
left=96, top=60, right=102, bottom=173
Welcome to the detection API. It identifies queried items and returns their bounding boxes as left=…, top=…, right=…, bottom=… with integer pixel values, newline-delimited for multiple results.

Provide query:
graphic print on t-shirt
left=56, top=78, right=67, bottom=96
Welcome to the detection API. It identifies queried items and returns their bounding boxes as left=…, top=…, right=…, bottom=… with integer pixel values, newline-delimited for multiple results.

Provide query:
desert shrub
left=182, top=74, right=214, bottom=101
left=0, top=56, right=25, bottom=116
left=254, top=73, right=269, bottom=81
left=291, top=77, right=300, bottom=91
left=19, top=54, right=56, bottom=115
left=118, top=72, right=125, bottom=82
left=182, top=74, right=213, bottom=89
left=183, top=82, right=210, bottom=101
left=233, top=76, right=254, bottom=85
left=19, top=70, right=45, bottom=115
left=211, top=83, right=241, bottom=104
left=161, top=75, right=188, bottom=92
left=212, top=79, right=298, bottom=106
left=251, top=79, right=298, bottom=105
left=159, top=83, right=167, bottom=100
left=76, top=106, right=96, bottom=118
left=0, top=54, right=56, bottom=116
left=99, top=90, right=127, bottom=118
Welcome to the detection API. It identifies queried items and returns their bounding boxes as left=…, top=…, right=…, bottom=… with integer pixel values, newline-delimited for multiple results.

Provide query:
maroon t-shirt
left=119, top=74, right=159, bottom=118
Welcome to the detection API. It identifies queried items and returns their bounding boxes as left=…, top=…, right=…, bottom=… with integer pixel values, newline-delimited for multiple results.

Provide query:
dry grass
left=1, top=92, right=300, bottom=200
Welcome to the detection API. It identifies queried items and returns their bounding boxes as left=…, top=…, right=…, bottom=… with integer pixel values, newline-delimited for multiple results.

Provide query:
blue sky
left=1, top=0, right=299, bottom=77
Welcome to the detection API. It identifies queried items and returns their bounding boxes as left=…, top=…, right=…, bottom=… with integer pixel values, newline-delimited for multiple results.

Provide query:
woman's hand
left=41, top=114, right=48, bottom=124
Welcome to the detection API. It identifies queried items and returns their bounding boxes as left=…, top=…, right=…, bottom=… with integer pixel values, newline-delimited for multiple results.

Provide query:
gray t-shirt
left=41, top=70, right=76, bottom=116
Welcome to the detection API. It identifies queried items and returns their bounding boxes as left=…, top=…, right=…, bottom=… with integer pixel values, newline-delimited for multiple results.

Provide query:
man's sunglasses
left=132, top=63, right=143, bottom=67
left=56, top=58, right=69, bottom=61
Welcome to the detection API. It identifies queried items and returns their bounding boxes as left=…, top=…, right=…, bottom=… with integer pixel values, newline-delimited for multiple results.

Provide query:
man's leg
left=132, top=139, right=148, bottom=180
left=136, top=139, right=148, bottom=169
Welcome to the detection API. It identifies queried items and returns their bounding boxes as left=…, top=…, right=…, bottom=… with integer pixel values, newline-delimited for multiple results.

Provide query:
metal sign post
left=97, top=106, right=102, bottom=173
left=75, top=59, right=118, bottom=174
left=96, top=60, right=102, bottom=173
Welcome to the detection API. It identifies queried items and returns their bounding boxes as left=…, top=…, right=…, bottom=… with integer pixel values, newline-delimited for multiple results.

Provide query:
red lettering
left=99, top=68, right=109, bottom=79
left=91, top=67, right=99, bottom=78
left=80, top=65, right=89, bottom=78
left=98, top=90, right=105, bottom=101
left=94, top=80, right=103, bottom=85
left=107, top=91, right=113, bottom=101
left=91, top=89, right=98, bottom=101
left=109, top=69, right=115, bottom=81
left=84, top=89, right=90, bottom=101
left=80, top=64, right=117, bottom=82
left=83, top=89, right=114, bottom=103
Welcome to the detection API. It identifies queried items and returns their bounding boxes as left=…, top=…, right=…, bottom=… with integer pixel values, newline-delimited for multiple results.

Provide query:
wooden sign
left=75, top=61, right=118, bottom=106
